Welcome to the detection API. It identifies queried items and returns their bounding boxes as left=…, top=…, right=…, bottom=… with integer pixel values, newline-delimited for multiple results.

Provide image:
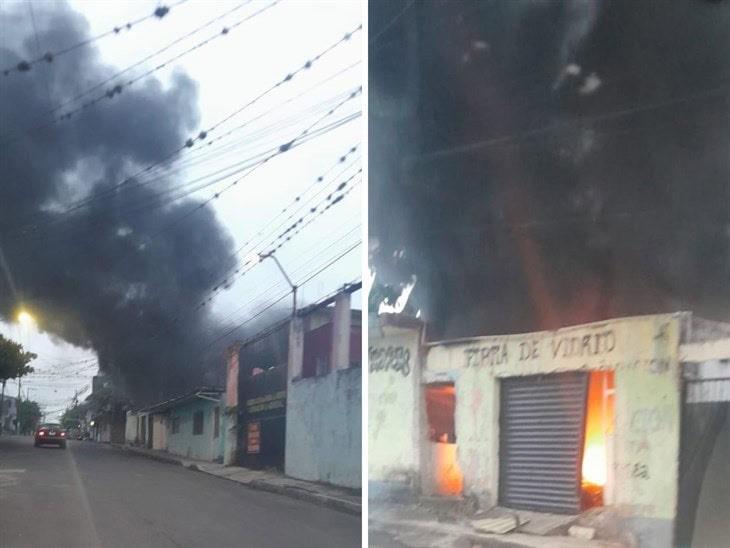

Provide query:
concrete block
left=472, top=516, right=518, bottom=534
left=569, top=526, right=596, bottom=540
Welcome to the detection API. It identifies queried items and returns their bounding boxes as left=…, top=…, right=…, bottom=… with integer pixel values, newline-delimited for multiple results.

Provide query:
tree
left=0, top=333, right=36, bottom=382
left=0, top=334, right=36, bottom=434
left=17, top=399, right=42, bottom=434
left=61, top=402, right=89, bottom=429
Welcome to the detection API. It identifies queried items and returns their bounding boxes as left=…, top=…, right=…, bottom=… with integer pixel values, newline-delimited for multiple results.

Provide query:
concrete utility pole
left=0, top=379, right=5, bottom=435
left=16, top=378, right=21, bottom=434
left=259, top=252, right=297, bottom=317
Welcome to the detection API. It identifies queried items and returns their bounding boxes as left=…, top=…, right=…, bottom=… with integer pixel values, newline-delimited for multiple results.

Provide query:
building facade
left=369, top=312, right=730, bottom=548
left=126, top=388, right=226, bottom=463
left=285, top=289, right=362, bottom=489
left=225, top=283, right=363, bottom=489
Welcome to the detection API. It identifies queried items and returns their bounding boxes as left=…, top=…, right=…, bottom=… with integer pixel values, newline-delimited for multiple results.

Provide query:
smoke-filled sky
left=0, top=0, right=362, bottom=416
left=370, top=0, right=729, bottom=340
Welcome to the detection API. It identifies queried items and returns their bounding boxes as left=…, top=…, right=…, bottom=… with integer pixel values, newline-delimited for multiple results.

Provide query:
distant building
left=224, top=283, right=362, bottom=489
left=126, top=387, right=226, bottom=463
left=123, top=284, right=363, bottom=489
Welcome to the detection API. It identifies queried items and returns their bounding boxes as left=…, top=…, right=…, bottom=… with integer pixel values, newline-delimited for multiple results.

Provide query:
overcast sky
left=0, top=0, right=362, bottom=421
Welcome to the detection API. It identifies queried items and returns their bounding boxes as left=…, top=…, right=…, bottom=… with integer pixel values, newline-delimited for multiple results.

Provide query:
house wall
left=125, top=412, right=138, bottom=444
left=426, top=314, right=683, bottom=548
left=285, top=295, right=362, bottom=489
left=167, top=399, right=225, bottom=462
left=151, top=413, right=168, bottom=451
left=285, top=367, right=361, bottom=488
left=368, top=322, right=423, bottom=496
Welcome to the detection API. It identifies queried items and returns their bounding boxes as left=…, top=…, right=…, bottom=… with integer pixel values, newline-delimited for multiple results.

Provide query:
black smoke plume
left=0, top=2, right=239, bottom=403
left=370, top=0, right=730, bottom=339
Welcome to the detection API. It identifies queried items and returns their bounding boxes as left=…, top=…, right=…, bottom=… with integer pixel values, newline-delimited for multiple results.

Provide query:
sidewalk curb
left=244, top=478, right=361, bottom=516
left=112, top=444, right=361, bottom=516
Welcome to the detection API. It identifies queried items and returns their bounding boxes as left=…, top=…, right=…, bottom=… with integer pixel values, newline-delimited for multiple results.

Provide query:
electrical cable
left=2, top=0, right=191, bottom=77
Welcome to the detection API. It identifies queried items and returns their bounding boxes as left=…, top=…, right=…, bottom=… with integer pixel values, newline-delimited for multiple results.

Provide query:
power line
left=4, top=111, right=360, bottom=245
left=144, top=87, right=361, bottom=241
left=413, top=82, right=730, bottom=164
left=45, top=1, right=254, bottom=117
left=135, top=155, right=361, bottom=350
left=2, top=0, right=191, bottom=77
left=198, top=242, right=361, bottom=353
left=1, top=0, right=281, bottom=145
left=32, top=23, right=362, bottom=219
left=193, top=223, right=360, bottom=342
left=263, top=172, right=362, bottom=255
left=226, top=277, right=362, bottom=354
left=130, top=143, right=360, bottom=346
left=195, top=143, right=361, bottom=303
left=370, top=0, right=415, bottom=46
left=195, top=168, right=362, bottom=310
left=196, top=220, right=362, bottom=346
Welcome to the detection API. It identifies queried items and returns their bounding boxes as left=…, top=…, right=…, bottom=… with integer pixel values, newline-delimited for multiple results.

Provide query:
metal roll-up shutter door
left=499, top=371, right=588, bottom=514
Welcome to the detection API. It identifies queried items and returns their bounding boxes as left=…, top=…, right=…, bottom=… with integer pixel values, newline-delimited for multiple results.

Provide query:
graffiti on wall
left=369, top=346, right=411, bottom=377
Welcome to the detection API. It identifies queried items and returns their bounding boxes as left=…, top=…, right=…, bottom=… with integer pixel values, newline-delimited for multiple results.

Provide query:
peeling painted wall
left=368, top=323, right=423, bottom=494
left=285, top=367, right=361, bottom=488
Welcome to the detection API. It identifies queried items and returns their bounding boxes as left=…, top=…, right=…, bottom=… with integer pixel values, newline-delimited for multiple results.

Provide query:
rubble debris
left=569, top=525, right=596, bottom=540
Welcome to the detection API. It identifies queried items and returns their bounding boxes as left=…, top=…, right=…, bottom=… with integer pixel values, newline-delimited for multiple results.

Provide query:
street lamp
left=17, top=310, right=35, bottom=326
left=259, top=253, right=297, bottom=317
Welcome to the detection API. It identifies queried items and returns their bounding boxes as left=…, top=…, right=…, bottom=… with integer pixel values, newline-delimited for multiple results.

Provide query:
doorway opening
left=425, top=383, right=463, bottom=496
left=581, top=370, right=615, bottom=509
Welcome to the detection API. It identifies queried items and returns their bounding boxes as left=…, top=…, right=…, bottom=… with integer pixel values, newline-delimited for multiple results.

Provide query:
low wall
left=285, top=367, right=361, bottom=489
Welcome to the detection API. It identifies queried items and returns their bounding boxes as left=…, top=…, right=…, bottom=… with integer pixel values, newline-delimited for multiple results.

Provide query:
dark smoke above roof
left=369, top=0, right=730, bottom=340
left=0, top=1, right=238, bottom=403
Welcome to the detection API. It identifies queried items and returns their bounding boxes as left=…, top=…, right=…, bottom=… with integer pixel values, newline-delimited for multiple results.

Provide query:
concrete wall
left=167, top=398, right=225, bottom=462
left=368, top=321, right=423, bottom=496
left=125, top=412, right=138, bottom=444
left=285, top=294, right=362, bottom=488
left=426, top=314, right=683, bottom=547
left=285, top=367, right=361, bottom=488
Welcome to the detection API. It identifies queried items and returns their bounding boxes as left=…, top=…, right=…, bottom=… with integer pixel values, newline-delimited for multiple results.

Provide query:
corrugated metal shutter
left=499, top=371, right=588, bottom=514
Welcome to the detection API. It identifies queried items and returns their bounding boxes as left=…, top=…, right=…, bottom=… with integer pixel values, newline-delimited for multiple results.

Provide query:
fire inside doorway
left=424, top=383, right=464, bottom=496
left=499, top=370, right=614, bottom=514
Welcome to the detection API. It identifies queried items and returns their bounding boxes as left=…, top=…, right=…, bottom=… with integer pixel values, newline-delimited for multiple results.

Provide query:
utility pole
left=16, top=378, right=21, bottom=434
left=0, top=379, right=6, bottom=436
left=259, top=252, right=297, bottom=317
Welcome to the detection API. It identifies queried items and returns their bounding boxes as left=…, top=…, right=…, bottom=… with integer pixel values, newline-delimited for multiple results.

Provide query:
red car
left=34, top=423, right=67, bottom=449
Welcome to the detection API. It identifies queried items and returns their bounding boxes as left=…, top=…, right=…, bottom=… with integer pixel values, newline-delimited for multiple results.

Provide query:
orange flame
left=434, top=443, right=463, bottom=496
left=582, top=371, right=614, bottom=489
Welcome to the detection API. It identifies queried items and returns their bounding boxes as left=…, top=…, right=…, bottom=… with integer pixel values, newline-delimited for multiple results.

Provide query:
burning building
left=369, top=312, right=730, bottom=546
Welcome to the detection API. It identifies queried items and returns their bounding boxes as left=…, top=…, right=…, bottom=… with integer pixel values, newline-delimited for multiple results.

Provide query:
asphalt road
left=0, top=435, right=360, bottom=548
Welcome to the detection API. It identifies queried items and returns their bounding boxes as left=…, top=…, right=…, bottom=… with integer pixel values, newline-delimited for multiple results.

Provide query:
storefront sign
left=246, top=390, right=286, bottom=415
left=463, top=329, right=617, bottom=368
left=246, top=421, right=260, bottom=454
